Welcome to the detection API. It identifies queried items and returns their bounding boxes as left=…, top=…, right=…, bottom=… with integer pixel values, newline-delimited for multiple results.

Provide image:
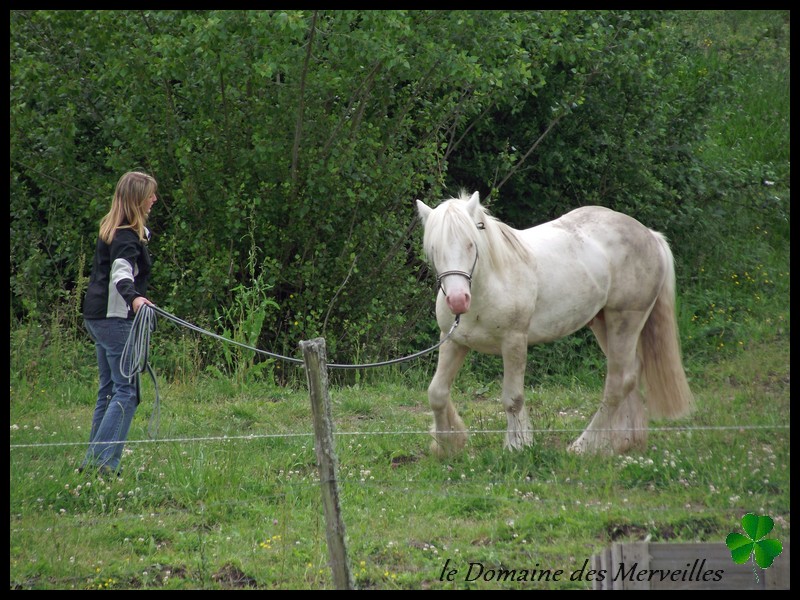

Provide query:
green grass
left=689, top=10, right=790, bottom=177
left=9, top=325, right=790, bottom=589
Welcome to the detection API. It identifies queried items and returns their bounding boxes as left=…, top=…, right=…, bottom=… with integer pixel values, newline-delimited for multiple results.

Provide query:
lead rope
left=122, top=304, right=461, bottom=435
left=148, top=304, right=460, bottom=370
left=121, top=305, right=161, bottom=438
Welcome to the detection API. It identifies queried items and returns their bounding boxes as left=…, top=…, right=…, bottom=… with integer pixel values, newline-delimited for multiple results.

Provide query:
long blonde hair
left=99, top=171, right=158, bottom=244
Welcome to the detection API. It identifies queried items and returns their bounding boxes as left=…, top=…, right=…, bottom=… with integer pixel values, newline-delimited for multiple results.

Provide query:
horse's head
left=416, top=191, right=484, bottom=315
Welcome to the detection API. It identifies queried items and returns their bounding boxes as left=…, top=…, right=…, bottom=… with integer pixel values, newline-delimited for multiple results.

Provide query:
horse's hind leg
left=569, top=309, right=648, bottom=455
left=428, top=340, right=470, bottom=458
left=587, top=310, right=608, bottom=355
left=501, top=332, right=532, bottom=450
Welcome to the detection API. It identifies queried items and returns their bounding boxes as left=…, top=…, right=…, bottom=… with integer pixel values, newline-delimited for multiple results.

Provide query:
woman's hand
left=132, top=296, right=154, bottom=313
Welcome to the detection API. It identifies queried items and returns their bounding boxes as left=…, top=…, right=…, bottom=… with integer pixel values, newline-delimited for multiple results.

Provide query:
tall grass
left=692, top=10, right=790, bottom=176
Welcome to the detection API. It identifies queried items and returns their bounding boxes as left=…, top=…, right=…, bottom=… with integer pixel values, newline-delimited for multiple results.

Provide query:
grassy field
left=9, top=9, right=789, bottom=591
left=9, top=315, right=790, bottom=589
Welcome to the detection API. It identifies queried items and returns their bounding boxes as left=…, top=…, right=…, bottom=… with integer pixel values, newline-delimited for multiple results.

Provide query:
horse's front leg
left=501, top=333, right=532, bottom=451
left=428, top=339, right=470, bottom=458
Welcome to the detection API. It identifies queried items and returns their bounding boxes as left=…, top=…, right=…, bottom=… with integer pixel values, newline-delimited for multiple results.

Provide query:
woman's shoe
left=97, top=465, right=121, bottom=479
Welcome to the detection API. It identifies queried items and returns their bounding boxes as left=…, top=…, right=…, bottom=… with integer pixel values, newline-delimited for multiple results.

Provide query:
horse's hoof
left=504, top=437, right=533, bottom=451
left=569, top=434, right=617, bottom=456
left=567, top=440, right=585, bottom=454
left=430, top=439, right=448, bottom=459
left=429, top=429, right=467, bottom=458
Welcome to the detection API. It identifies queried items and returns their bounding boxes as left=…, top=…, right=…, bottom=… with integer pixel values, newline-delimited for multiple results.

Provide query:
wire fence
left=8, top=422, right=790, bottom=450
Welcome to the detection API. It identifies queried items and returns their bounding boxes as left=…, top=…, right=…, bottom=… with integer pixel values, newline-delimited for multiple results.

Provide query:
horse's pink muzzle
left=446, top=290, right=471, bottom=315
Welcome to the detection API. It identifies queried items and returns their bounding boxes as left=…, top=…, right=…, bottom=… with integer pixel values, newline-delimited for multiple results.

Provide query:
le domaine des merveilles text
left=438, top=558, right=724, bottom=584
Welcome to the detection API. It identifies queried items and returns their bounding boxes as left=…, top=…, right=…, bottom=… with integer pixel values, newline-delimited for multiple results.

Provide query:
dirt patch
left=122, top=564, right=189, bottom=589
left=212, top=563, right=258, bottom=589
left=657, top=525, right=677, bottom=540
left=606, top=523, right=649, bottom=542
left=759, top=371, right=790, bottom=393
left=724, top=371, right=789, bottom=393
left=391, top=454, right=419, bottom=468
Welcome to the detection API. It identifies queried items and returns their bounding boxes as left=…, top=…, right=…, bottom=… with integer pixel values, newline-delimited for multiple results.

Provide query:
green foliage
left=208, top=219, right=280, bottom=383
left=10, top=10, right=789, bottom=381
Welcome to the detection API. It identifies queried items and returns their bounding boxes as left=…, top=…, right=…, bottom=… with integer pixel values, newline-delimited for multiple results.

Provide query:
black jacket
left=83, top=226, right=152, bottom=320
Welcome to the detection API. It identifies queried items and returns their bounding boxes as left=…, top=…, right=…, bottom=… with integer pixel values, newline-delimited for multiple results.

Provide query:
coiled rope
left=123, top=304, right=460, bottom=436
left=121, top=305, right=160, bottom=438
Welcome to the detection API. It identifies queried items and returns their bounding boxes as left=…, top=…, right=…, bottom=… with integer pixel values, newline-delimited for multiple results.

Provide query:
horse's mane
left=422, top=191, right=530, bottom=273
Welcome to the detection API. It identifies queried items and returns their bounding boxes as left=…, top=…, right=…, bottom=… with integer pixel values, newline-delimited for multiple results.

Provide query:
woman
left=80, top=170, right=158, bottom=476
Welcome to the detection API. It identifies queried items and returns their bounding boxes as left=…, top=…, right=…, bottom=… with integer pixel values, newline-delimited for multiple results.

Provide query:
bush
left=10, top=10, right=788, bottom=380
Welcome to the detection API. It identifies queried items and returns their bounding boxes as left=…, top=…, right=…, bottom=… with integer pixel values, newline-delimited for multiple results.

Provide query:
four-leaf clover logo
left=726, top=513, right=782, bottom=582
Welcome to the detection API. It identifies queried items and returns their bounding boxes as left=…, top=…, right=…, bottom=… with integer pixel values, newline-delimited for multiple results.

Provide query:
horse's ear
left=467, top=191, right=481, bottom=218
left=416, top=199, right=433, bottom=224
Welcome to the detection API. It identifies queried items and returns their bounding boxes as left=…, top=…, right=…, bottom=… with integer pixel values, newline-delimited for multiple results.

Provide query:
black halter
left=436, top=221, right=483, bottom=296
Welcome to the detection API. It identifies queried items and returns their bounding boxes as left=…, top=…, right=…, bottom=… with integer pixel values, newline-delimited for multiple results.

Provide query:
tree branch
left=291, top=10, right=318, bottom=199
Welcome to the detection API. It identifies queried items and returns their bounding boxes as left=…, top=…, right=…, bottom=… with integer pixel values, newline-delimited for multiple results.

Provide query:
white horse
left=416, top=191, right=693, bottom=456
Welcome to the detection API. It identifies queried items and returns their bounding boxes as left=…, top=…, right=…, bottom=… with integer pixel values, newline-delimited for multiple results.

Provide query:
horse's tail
left=639, top=232, right=694, bottom=419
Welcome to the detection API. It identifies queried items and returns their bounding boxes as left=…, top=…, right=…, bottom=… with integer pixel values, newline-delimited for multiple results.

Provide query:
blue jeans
left=82, top=318, right=139, bottom=472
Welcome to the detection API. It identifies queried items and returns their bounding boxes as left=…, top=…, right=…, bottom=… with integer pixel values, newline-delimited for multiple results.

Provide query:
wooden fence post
left=592, top=542, right=790, bottom=590
left=300, top=338, right=355, bottom=590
